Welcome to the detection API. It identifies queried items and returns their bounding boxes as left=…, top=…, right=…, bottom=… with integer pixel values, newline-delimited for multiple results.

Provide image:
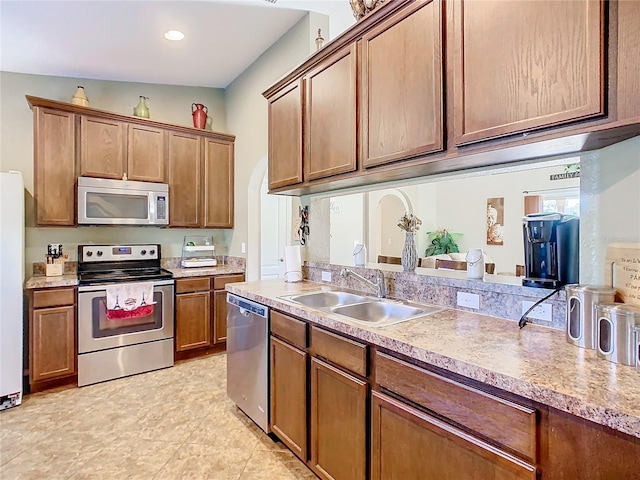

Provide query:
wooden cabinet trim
left=360, top=0, right=444, bottom=168
left=310, top=325, right=367, bottom=377
left=32, top=287, right=76, bottom=309
left=375, top=351, right=537, bottom=460
left=271, top=311, right=307, bottom=350
left=452, top=0, right=606, bottom=145
left=213, top=274, right=245, bottom=290
left=371, top=391, right=537, bottom=480
left=27, top=96, right=235, bottom=143
left=176, top=277, right=211, bottom=294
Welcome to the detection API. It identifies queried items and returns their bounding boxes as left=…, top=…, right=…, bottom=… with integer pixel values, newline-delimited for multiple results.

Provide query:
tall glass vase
left=401, top=232, right=418, bottom=272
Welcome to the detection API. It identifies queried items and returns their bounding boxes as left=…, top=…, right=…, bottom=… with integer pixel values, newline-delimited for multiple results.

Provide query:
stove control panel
left=80, top=245, right=160, bottom=262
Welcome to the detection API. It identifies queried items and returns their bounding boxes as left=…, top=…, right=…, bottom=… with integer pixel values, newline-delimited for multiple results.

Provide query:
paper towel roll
left=284, top=245, right=302, bottom=282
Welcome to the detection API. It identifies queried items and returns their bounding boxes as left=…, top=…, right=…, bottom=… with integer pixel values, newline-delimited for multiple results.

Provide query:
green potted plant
left=425, top=229, right=461, bottom=256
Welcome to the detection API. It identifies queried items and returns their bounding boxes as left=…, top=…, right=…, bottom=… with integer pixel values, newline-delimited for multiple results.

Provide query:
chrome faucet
left=340, top=268, right=387, bottom=298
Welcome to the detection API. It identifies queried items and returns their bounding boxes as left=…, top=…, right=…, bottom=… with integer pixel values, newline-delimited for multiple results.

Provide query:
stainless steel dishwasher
left=226, top=293, right=270, bottom=433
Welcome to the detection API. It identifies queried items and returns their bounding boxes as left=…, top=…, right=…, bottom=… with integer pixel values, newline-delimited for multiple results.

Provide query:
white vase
left=71, top=86, right=89, bottom=107
left=401, top=232, right=418, bottom=272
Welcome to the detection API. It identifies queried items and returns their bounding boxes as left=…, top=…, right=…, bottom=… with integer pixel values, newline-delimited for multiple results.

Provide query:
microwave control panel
left=156, top=196, right=167, bottom=220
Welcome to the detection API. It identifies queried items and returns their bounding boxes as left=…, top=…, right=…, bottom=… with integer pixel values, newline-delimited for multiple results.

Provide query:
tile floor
left=0, top=353, right=317, bottom=479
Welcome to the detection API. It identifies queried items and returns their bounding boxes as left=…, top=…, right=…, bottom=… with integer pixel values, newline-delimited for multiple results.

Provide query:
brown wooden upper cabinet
left=305, top=43, right=358, bottom=181
left=33, top=107, right=76, bottom=226
left=203, top=138, right=234, bottom=228
left=168, top=133, right=234, bottom=228
left=268, top=80, right=304, bottom=190
left=80, top=116, right=166, bottom=182
left=360, top=0, right=444, bottom=168
left=452, top=0, right=605, bottom=145
left=167, top=131, right=202, bottom=228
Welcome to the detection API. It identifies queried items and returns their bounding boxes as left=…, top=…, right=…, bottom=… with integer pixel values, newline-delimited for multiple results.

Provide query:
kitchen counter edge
left=226, top=279, right=640, bottom=440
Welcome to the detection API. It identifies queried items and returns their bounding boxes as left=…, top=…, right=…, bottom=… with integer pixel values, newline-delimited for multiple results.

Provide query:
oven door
left=78, top=280, right=174, bottom=354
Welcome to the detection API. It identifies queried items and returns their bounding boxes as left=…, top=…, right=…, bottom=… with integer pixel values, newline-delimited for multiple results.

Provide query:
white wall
left=0, top=71, right=230, bottom=267
left=329, top=193, right=364, bottom=265
left=580, top=136, right=640, bottom=284
left=224, top=12, right=329, bottom=263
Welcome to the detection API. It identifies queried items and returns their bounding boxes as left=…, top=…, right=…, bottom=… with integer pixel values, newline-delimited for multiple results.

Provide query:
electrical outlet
left=521, top=301, right=553, bottom=322
left=457, top=292, right=480, bottom=309
left=321, top=271, right=332, bottom=282
left=241, top=242, right=246, bottom=254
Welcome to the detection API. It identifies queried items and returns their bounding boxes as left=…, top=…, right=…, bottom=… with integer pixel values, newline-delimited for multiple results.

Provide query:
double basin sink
left=280, top=290, right=442, bottom=327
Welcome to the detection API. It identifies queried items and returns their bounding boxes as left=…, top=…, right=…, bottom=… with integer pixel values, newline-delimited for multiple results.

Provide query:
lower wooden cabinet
left=310, top=357, right=367, bottom=480
left=174, top=274, right=244, bottom=358
left=270, top=336, right=308, bottom=461
left=371, top=391, right=537, bottom=480
left=29, top=287, right=77, bottom=390
left=175, top=291, right=211, bottom=351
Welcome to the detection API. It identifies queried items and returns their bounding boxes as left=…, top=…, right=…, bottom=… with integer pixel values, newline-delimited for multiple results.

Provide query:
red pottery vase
left=192, top=103, right=208, bottom=129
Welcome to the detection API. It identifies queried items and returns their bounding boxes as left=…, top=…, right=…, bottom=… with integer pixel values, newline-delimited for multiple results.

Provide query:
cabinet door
left=453, top=0, right=605, bottom=145
left=168, top=132, right=202, bottom=227
left=361, top=0, right=443, bottom=168
left=371, top=391, right=537, bottom=480
left=80, top=116, right=126, bottom=179
left=127, top=124, right=165, bottom=182
left=268, top=80, right=303, bottom=190
left=175, top=291, right=211, bottom=351
left=30, top=305, right=76, bottom=383
left=270, top=336, right=308, bottom=461
left=305, top=44, right=357, bottom=181
left=212, top=290, right=228, bottom=345
left=203, top=138, right=234, bottom=228
left=310, top=357, right=367, bottom=480
left=33, top=107, right=76, bottom=226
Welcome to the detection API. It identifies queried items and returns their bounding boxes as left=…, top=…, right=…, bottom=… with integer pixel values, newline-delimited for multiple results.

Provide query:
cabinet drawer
left=32, top=287, right=75, bottom=308
left=375, top=351, right=537, bottom=460
left=176, top=277, right=211, bottom=294
left=310, top=326, right=367, bottom=377
left=271, top=311, right=307, bottom=349
left=213, top=274, right=245, bottom=290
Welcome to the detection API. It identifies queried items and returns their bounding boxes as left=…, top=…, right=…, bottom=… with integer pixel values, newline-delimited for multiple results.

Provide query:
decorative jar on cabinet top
left=192, top=103, right=208, bottom=129
left=71, top=86, right=89, bottom=107
left=133, top=96, right=150, bottom=118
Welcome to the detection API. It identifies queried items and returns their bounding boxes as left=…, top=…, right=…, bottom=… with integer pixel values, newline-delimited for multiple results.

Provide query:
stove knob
left=86, top=251, right=93, bottom=257
left=149, top=249, right=155, bottom=256
left=141, top=250, right=147, bottom=255
left=97, top=250, right=103, bottom=257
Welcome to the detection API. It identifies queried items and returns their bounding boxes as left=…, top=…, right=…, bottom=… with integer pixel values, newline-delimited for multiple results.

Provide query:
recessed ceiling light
left=164, top=30, right=185, bottom=41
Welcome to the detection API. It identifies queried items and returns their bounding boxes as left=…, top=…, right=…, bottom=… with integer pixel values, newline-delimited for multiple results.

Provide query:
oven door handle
left=78, top=278, right=175, bottom=293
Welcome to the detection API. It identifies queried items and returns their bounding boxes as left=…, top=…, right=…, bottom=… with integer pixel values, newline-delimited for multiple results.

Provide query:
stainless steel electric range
left=76, top=244, right=174, bottom=387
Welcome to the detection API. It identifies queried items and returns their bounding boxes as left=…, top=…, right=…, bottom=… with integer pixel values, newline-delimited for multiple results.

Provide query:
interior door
left=260, top=177, right=290, bottom=279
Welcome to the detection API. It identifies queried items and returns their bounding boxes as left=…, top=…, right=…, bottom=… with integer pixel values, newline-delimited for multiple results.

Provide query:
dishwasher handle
left=227, top=293, right=269, bottom=319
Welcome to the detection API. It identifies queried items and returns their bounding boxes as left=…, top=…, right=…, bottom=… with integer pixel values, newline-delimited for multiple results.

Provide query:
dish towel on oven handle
left=105, top=282, right=156, bottom=320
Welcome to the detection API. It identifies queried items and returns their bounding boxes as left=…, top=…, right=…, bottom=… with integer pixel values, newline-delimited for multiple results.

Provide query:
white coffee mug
left=466, top=249, right=485, bottom=279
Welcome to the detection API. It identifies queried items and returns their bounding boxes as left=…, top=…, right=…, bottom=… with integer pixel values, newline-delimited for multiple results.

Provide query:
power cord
left=518, top=287, right=563, bottom=329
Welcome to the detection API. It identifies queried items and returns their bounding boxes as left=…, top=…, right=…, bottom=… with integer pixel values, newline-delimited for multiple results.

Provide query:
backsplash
left=31, top=256, right=246, bottom=276
left=304, top=262, right=567, bottom=330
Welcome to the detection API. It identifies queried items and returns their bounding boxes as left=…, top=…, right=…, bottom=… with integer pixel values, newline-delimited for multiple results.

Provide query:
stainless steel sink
left=332, top=301, right=442, bottom=327
left=280, top=289, right=442, bottom=327
left=285, top=291, right=369, bottom=308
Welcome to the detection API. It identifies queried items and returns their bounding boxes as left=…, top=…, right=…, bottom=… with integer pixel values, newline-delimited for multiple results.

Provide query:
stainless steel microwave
left=77, top=177, right=169, bottom=225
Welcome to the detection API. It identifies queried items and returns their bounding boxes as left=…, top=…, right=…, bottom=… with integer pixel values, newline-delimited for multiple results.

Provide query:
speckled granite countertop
left=25, top=266, right=244, bottom=289
left=227, top=279, right=640, bottom=440
left=25, top=274, right=79, bottom=289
